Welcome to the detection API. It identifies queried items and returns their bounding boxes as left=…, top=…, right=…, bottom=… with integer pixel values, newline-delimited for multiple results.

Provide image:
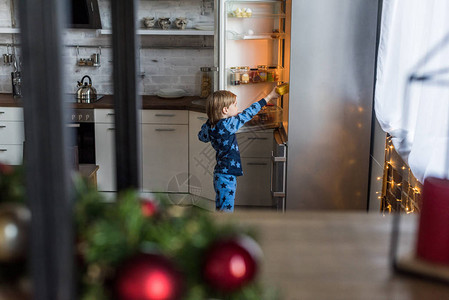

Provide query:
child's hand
left=265, top=87, right=280, bottom=103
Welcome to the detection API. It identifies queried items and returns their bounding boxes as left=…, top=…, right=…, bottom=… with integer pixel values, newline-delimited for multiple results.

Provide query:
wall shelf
left=0, top=28, right=20, bottom=34
left=99, top=29, right=214, bottom=36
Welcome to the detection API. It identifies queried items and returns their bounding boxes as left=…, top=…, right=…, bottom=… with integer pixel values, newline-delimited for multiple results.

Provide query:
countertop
left=0, top=93, right=207, bottom=113
left=0, top=93, right=283, bottom=132
left=219, top=212, right=449, bottom=300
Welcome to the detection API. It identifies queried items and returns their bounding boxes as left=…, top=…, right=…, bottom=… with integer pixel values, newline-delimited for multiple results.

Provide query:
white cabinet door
left=142, top=124, right=188, bottom=192
left=188, top=111, right=215, bottom=200
left=236, top=157, right=273, bottom=207
left=0, top=145, right=23, bottom=165
left=95, top=123, right=116, bottom=191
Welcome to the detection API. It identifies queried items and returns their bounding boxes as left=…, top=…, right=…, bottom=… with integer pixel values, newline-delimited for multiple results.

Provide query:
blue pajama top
left=198, top=98, right=267, bottom=176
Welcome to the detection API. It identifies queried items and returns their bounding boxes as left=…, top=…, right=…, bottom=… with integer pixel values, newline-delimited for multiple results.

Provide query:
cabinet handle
left=247, top=162, right=268, bottom=166
left=107, top=113, right=115, bottom=116
left=66, top=124, right=80, bottom=128
left=0, top=112, right=4, bottom=114
left=197, top=117, right=208, bottom=121
left=107, top=128, right=115, bottom=130
left=0, top=125, right=6, bottom=128
left=247, top=137, right=268, bottom=140
left=155, top=128, right=176, bottom=132
left=155, top=114, right=175, bottom=117
left=0, top=149, right=7, bottom=152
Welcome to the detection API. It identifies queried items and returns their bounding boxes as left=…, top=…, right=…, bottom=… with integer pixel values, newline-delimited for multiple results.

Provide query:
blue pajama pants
left=213, top=173, right=237, bottom=212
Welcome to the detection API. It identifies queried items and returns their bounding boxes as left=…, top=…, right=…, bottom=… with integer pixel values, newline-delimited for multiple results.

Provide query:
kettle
left=76, top=75, right=97, bottom=103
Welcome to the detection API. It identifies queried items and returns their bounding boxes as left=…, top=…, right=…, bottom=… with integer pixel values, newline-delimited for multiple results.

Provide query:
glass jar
left=241, top=66, right=250, bottom=84
left=200, top=67, right=213, bottom=98
left=267, top=66, right=278, bottom=82
left=250, top=68, right=260, bottom=83
left=230, top=67, right=241, bottom=86
left=258, top=65, right=267, bottom=82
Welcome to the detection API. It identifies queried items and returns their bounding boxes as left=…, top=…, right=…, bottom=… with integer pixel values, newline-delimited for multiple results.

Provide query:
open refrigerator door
left=217, top=0, right=288, bottom=132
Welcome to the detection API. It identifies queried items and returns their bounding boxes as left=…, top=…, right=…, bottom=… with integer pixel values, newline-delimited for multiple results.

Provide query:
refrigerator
left=215, top=0, right=380, bottom=210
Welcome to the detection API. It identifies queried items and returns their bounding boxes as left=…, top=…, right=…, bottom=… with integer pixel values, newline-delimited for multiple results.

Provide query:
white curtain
left=375, top=0, right=449, bottom=182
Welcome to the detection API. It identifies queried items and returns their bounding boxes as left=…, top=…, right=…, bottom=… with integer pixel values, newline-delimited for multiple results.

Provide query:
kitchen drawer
left=0, top=122, right=24, bottom=144
left=236, top=157, right=273, bottom=206
left=141, top=110, right=188, bottom=125
left=0, top=108, right=23, bottom=121
left=237, top=131, right=273, bottom=158
left=94, top=109, right=115, bottom=123
left=0, top=145, right=23, bottom=165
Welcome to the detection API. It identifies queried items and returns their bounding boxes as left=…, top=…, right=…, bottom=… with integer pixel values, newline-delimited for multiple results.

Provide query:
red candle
left=416, top=177, right=449, bottom=264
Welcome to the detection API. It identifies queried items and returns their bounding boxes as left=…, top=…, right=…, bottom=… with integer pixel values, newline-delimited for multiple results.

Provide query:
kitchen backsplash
left=0, top=0, right=214, bottom=96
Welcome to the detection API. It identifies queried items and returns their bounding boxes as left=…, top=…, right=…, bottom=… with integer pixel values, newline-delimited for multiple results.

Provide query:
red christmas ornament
left=203, top=235, right=262, bottom=292
left=116, top=253, right=184, bottom=300
left=140, top=198, right=158, bottom=217
left=0, top=163, right=13, bottom=175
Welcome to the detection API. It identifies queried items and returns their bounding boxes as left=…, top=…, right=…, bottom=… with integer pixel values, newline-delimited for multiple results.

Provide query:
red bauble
left=0, top=163, right=13, bottom=175
left=203, top=235, right=263, bottom=292
left=116, top=253, right=184, bottom=300
left=140, top=198, right=158, bottom=217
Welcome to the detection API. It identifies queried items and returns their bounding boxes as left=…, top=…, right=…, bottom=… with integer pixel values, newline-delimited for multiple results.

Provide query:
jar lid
left=250, top=68, right=258, bottom=71
left=268, top=65, right=278, bottom=69
left=241, top=66, right=250, bottom=70
left=257, top=65, right=267, bottom=69
left=230, top=66, right=240, bottom=70
left=200, top=67, right=212, bottom=72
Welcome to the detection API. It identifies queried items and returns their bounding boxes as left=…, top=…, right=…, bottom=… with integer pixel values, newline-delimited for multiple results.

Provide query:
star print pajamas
left=198, top=98, right=268, bottom=212
left=214, top=174, right=237, bottom=212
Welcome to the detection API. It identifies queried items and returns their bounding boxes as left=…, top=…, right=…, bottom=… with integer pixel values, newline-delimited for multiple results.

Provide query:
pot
left=174, top=17, right=188, bottom=30
left=76, top=75, right=97, bottom=103
left=157, top=18, right=171, bottom=30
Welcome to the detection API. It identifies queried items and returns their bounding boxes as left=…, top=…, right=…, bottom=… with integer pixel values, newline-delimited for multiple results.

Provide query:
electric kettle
left=76, top=75, right=97, bottom=103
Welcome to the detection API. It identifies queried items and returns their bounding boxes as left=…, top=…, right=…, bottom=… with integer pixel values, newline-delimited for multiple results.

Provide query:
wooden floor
left=217, top=212, right=449, bottom=300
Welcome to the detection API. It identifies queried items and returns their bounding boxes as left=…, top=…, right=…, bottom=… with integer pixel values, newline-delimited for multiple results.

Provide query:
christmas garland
left=0, top=164, right=279, bottom=300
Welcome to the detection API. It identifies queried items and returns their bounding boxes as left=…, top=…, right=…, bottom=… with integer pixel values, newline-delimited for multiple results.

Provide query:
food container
left=246, top=105, right=283, bottom=127
left=240, top=66, right=250, bottom=84
left=249, top=68, right=260, bottom=83
left=275, top=83, right=289, bottom=96
left=257, top=65, right=267, bottom=82
left=267, top=66, right=279, bottom=82
left=230, top=67, right=241, bottom=85
left=200, top=67, right=213, bottom=98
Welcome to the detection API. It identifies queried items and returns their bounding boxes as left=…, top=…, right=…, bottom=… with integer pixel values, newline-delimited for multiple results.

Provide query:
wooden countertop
left=0, top=93, right=207, bottom=113
left=219, top=212, right=449, bottom=300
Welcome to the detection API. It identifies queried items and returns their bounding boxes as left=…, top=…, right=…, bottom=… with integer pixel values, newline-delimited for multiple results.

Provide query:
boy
left=198, top=88, right=279, bottom=212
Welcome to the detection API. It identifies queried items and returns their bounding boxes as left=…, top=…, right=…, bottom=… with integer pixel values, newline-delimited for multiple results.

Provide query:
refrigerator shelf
left=227, top=13, right=286, bottom=18
left=227, top=0, right=284, bottom=3
left=226, top=31, right=285, bottom=40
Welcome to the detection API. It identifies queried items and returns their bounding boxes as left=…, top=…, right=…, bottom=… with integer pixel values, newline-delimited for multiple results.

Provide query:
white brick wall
left=0, top=0, right=214, bottom=96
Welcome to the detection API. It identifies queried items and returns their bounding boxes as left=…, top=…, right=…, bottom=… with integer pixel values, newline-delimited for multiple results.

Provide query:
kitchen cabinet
left=0, top=107, right=24, bottom=165
left=94, top=109, right=116, bottom=191
left=235, top=130, right=274, bottom=207
left=188, top=111, right=215, bottom=200
left=141, top=110, right=188, bottom=193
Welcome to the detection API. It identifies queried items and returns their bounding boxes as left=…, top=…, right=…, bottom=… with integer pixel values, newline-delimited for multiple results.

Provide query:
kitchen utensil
left=91, top=47, right=101, bottom=67
left=143, top=17, right=156, bottom=28
left=174, top=17, right=188, bottom=30
left=76, top=75, right=97, bottom=103
left=157, top=18, right=171, bottom=30
left=3, top=45, right=13, bottom=65
left=156, top=88, right=186, bottom=98
left=194, top=23, right=214, bottom=31
left=11, top=71, right=21, bottom=98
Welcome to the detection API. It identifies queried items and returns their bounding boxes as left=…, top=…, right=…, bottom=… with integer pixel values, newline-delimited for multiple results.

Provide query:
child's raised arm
left=222, top=99, right=267, bottom=134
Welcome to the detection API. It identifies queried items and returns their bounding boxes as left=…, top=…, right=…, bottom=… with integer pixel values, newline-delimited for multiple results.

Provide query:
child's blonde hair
left=206, top=90, right=237, bottom=125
